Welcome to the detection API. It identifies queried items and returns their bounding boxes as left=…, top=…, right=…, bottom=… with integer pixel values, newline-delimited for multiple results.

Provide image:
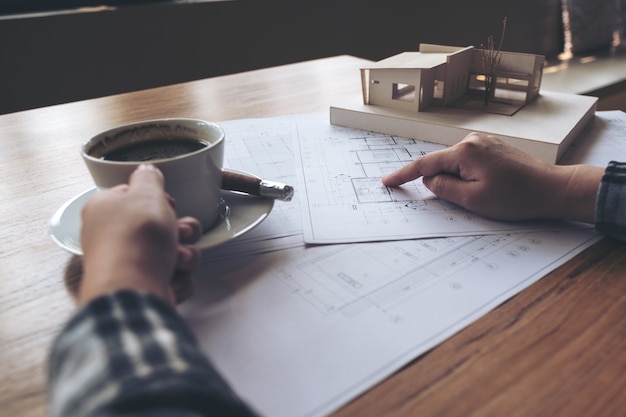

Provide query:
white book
left=330, top=90, right=597, bottom=163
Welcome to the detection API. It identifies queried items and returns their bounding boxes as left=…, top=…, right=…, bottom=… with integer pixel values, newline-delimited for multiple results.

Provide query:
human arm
left=48, top=291, right=258, bottom=417
left=382, top=132, right=604, bottom=223
left=595, top=161, right=626, bottom=240
left=48, top=164, right=258, bottom=417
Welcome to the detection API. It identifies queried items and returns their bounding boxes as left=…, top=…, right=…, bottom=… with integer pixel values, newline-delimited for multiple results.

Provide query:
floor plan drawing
left=293, top=116, right=585, bottom=244
left=181, top=111, right=625, bottom=417
left=202, top=111, right=624, bottom=254
left=183, top=227, right=600, bottom=417
left=272, top=231, right=572, bottom=320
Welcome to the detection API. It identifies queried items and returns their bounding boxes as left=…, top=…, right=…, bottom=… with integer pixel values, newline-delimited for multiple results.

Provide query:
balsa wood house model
left=330, top=44, right=598, bottom=163
left=361, top=43, right=545, bottom=116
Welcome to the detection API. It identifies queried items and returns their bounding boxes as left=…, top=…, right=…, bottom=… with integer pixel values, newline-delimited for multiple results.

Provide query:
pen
left=221, top=171, right=294, bottom=201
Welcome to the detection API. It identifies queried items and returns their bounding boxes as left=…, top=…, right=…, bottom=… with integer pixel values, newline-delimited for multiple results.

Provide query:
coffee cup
left=81, top=118, right=225, bottom=232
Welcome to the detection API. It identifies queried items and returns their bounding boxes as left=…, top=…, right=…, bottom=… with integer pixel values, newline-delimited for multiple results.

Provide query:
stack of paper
left=182, top=111, right=626, bottom=417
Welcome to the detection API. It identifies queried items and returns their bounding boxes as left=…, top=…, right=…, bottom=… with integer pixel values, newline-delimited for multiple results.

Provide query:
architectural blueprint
left=182, top=227, right=601, bottom=417
left=182, top=111, right=625, bottom=417
left=293, top=115, right=589, bottom=244
left=206, top=111, right=625, bottom=254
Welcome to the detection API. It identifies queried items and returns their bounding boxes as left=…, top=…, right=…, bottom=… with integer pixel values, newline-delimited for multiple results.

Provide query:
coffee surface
left=102, top=138, right=207, bottom=161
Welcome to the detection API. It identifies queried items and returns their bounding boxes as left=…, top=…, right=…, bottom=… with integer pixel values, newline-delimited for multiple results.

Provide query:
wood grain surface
left=1, top=55, right=624, bottom=417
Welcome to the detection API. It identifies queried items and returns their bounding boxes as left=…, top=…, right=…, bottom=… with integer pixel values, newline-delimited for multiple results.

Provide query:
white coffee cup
left=81, top=118, right=225, bottom=231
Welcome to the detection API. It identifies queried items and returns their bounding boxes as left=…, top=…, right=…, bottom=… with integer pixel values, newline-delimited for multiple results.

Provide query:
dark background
left=0, top=0, right=564, bottom=114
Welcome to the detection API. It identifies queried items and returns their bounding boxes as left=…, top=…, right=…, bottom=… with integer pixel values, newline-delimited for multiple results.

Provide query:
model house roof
left=363, top=45, right=474, bottom=70
left=365, top=52, right=450, bottom=69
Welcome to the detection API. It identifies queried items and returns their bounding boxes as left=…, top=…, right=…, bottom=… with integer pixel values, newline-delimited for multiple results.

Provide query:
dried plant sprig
left=481, top=17, right=507, bottom=105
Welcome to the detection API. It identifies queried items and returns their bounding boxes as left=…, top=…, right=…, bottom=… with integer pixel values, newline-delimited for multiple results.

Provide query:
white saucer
left=49, top=172, right=274, bottom=255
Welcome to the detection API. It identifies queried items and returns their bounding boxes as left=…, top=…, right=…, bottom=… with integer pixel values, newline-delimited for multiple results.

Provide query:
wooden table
left=1, top=55, right=625, bottom=417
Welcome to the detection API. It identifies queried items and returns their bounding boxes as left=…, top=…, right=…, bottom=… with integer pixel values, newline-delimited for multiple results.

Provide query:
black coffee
left=102, top=138, right=207, bottom=162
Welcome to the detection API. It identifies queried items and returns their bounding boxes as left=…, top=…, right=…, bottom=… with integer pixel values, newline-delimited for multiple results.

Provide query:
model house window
left=433, top=80, right=444, bottom=99
left=392, top=83, right=415, bottom=102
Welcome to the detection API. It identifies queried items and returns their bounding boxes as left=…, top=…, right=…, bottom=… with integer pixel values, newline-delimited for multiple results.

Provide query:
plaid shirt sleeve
left=596, top=161, right=626, bottom=241
left=48, top=290, right=258, bottom=417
